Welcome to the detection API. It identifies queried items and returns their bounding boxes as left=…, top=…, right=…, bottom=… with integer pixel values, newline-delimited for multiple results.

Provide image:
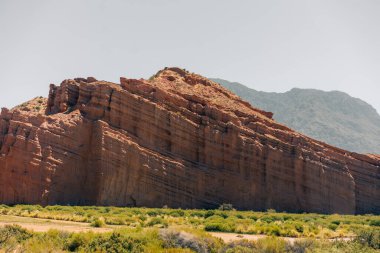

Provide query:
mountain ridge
left=212, top=78, right=380, bottom=154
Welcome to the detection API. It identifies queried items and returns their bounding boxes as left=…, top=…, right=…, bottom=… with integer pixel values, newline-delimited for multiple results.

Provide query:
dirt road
left=209, top=232, right=354, bottom=244
left=0, top=215, right=112, bottom=233
left=209, top=232, right=300, bottom=244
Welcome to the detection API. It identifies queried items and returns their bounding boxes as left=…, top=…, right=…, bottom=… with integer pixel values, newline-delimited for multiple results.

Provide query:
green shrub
left=255, top=237, right=286, bottom=253
left=91, top=217, right=105, bottom=227
left=369, top=220, right=380, bottom=227
left=266, top=225, right=281, bottom=236
left=131, top=209, right=142, bottom=215
left=328, top=223, right=338, bottom=231
left=295, top=223, right=304, bottom=233
left=139, top=214, right=147, bottom=222
left=355, top=229, right=380, bottom=249
left=217, top=212, right=229, bottom=219
left=285, top=239, right=314, bottom=253
left=204, top=221, right=235, bottom=232
left=0, top=225, right=32, bottom=244
left=190, top=211, right=205, bottom=218
left=85, top=232, right=144, bottom=253
left=147, top=217, right=168, bottom=228
left=107, top=217, right=126, bottom=225
left=100, top=207, right=111, bottom=213
left=261, top=215, right=276, bottom=223
left=170, top=209, right=185, bottom=217
left=21, top=230, right=69, bottom=252
left=65, top=233, right=87, bottom=251
left=160, top=230, right=208, bottom=252
left=249, top=215, right=258, bottom=221
left=205, top=210, right=215, bottom=218
left=223, top=240, right=256, bottom=253
left=147, top=210, right=159, bottom=217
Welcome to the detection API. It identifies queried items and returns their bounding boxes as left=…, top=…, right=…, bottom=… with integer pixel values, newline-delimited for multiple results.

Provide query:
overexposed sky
left=0, top=0, right=379, bottom=113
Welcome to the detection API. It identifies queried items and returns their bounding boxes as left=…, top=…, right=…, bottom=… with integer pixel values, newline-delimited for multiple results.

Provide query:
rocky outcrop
left=0, top=68, right=379, bottom=214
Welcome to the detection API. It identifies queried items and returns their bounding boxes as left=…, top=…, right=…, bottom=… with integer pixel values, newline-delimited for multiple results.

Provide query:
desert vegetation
left=1, top=205, right=379, bottom=238
left=0, top=224, right=378, bottom=252
left=0, top=204, right=379, bottom=252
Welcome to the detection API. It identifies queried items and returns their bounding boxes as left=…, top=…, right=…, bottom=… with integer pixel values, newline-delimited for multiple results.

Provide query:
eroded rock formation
left=0, top=68, right=379, bottom=214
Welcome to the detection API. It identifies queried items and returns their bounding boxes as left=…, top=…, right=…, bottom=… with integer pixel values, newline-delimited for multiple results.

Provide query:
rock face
left=0, top=68, right=379, bottom=214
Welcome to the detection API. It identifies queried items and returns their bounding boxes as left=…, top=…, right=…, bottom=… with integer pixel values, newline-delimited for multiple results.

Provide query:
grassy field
left=0, top=204, right=379, bottom=252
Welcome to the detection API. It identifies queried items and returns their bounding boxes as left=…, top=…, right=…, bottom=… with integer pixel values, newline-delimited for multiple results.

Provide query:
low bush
left=170, top=209, right=185, bottom=217
left=160, top=230, right=209, bottom=253
left=147, top=210, right=159, bottom=217
left=254, top=237, right=286, bottom=253
left=285, top=239, right=314, bottom=253
left=249, top=215, right=258, bottom=221
left=0, top=225, right=32, bottom=245
left=267, top=225, right=281, bottom=236
left=369, top=220, right=380, bottom=227
left=222, top=239, right=256, bottom=253
left=331, top=220, right=341, bottom=226
left=147, top=217, right=168, bottom=228
left=106, top=217, right=126, bottom=225
left=204, top=221, right=236, bottom=232
left=205, top=210, right=215, bottom=218
left=355, top=229, right=380, bottom=249
left=294, top=223, right=304, bottom=233
left=190, top=211, right=205, bottom=218
left=260, top=215, right=277, bottom=223
left=85, top=232, right=145, bottom=253
left=328, top=223, right=338, bottom=231
left=91, top=217, right=105, bottom=227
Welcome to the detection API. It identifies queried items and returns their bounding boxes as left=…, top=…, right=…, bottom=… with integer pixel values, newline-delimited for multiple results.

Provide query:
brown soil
left=0, top=215, right=112, bottom=233
left=209, top=232, right=354, bottom=244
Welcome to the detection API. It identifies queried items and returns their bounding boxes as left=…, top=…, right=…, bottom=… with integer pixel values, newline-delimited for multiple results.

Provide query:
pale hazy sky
left=1, top=0, right=379, bottom=113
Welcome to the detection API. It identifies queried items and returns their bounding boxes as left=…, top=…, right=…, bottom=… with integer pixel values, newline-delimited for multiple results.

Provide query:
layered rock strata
left=0, top=68, right=379, bottom=214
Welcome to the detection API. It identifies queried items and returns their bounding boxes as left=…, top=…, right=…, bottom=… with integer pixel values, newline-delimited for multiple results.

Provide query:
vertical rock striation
left=0, top=68, right=379, bottom=214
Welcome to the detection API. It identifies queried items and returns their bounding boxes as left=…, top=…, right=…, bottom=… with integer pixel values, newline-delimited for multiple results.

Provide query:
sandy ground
left=209, top=232, right=354, bottom=244
left=0, top=215, right=112, bottom=233
left=209, top=232, right=299, bottom=244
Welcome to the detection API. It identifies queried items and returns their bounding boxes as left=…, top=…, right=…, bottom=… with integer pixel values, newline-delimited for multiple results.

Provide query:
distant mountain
left=212, top=78, right=380, bottom=154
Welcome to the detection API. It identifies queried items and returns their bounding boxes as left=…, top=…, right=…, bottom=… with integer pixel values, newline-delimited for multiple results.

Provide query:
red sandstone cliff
left=0, top=68, right=379, bottom=214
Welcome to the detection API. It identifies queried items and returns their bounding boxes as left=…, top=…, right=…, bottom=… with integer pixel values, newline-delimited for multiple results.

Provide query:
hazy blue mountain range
left=212, top=78, right=380, bottom=154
